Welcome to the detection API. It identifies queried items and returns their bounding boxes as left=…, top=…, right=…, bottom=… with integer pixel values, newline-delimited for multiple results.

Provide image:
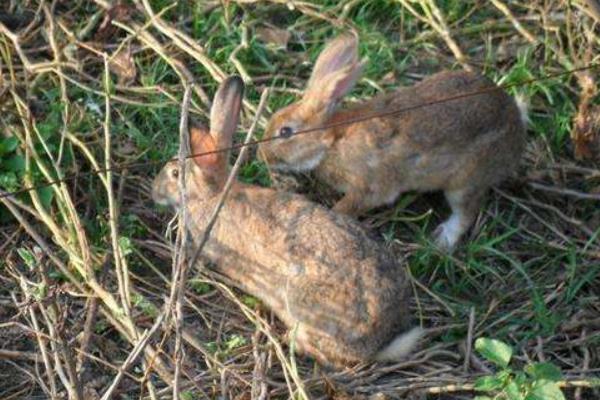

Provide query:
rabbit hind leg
left=434, top=186, right=486, bottom=251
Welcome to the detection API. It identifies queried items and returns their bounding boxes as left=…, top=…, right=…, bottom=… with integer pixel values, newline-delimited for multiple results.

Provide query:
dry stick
left=42, top=5, right=70, bottom=166
left=2, top=190, right=172, bottom=385
left=0, top=349, right=39, bottom=361
left=99, top=312, right=166, bottom=400
left=131, top=247, right=238, bottom=375
left=18, top=48, right=170, bottom=386
left=109, top=20, right=206, bottom=105
left=229, top=25, right=252, bottom=83
left=138, top=0, right=224, bottom=80
left=93, top=0, right=210, bottom=105
left=103, top=54, right=132, bottom=319
left=14, top=274, right=59, bottom=400
left=462, top=307, right=475, bottom=373
left=76, top=296, right=98, bottom=372
left=575, top=328, right=590, bottom=400
left=171, top=81, right=194, bottom=400
left=2, top=321, right=144, bottom=383
left=489, top=0, right=537, bottom=43
left=8, top=92, right=139, bottom=334
left=397, top=0, right=472, bottom=71
left=575, top=0, right=600, bottom=22
left=38, top=261, right=84, bottom=400
left=528, top=181, right=600, bottom=201
left=209, top=279, right=309, bottom=399
left=131, top=0, right=263, bottom=119
left=0, top=196, right=81, bottom=286
left=37, top=299, right=83, bottom=400
left=189, top=88, right=271, bottom=268
left=14, top=90, right=98, bottom=299
left=0, top=22, right=78, bottom=73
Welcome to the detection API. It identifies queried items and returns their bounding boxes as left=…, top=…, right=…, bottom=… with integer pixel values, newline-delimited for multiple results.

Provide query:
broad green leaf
left=475, top=375, right=504, bottom=391
left=526, top=380, right=565, bottom=400
left=5, top=154, right=25, bottom=172
left=0, top=137, right=19, bottom=155
left=525, top=362, right=562, bottom=381
left=474, top=397, right=493, bottom=400
left=38, top=186, right=54, bottom=210
left=475, top=337, right=513, bottom=368
left=505, top=381, right=525, bottom=400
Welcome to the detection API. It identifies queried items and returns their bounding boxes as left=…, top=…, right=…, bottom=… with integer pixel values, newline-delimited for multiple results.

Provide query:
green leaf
left=37, top=186, right=54, bottom=210
left=496, top=369, right=512, bottom=381
left=5, top=154, right=25, bottom=172
left=475, top=375, right=504, bottom=392
left=526, top=380, right=565, bottom=400
left=474, top=397, right=493, bottom=400
left=204, top=341, right=218, bottom=354
left=132, top=293, right=158, bottom=318
left=17, top=248, right=36, bottom=269
left=0, top=172, right=19, bottom=191
left=514, top=371, right=528, bottom=386
left=475, top=337, right=513, bottom=368
left=189, top=280, right=212, bottom=295
left=224, top=334, right=246, bottom=351
left=118, top=236, right=133, bottom=256
left=525, top=362, right=562, bottom=381
left=242, top=294, right=260, bottom=308
left=32, top=282, right=48, bottom=301
left=505, top=381, right=525, bottom=400
left=0, top=137, right=19, bottom=155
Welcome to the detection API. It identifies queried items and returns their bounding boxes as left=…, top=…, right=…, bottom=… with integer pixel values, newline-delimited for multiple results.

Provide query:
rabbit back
left=316, top=70, right=526, bottom=197
left=188, top=185, right=413, bottom=366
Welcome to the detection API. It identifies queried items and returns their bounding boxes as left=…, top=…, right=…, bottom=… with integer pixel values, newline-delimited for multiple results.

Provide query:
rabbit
left=259, top=35, right=527, bottom=251
left=152, top=76, right=422, bottom=368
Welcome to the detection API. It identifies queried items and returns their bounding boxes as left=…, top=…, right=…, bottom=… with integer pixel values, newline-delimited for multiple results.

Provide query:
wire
left=0, top=63, right=598, bottom=200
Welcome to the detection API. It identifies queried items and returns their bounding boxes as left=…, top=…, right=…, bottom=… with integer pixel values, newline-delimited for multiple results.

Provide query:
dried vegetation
left=0, top=0, right=599, bottom=399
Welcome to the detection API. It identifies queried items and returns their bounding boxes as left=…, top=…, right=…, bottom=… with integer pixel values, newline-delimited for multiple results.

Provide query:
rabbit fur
left=152, top=76, right=422, bottom=368
left=259, top=35, right=527, bottom=251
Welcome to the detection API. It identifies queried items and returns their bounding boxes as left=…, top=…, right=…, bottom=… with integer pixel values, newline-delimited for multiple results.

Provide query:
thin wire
left=0, top=63, right=598, bottom=200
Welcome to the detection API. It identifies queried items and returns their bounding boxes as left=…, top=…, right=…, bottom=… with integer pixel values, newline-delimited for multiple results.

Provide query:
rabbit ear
left=307, top=35, right=359, bottom=91
left=303, top=60, right=365, bottom=112
left=189, top=125, right=219, bottom=169
left=210, top=76, right=244, bottom=151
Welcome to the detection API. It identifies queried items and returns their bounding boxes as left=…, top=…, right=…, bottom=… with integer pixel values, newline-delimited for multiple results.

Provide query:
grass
left=0, top=0, right=599, bottom=399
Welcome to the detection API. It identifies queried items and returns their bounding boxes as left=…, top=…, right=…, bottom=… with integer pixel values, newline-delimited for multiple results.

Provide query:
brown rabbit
left=152, top=76, right=422, bottom=368
left=259, top=35, right=527, bottom=251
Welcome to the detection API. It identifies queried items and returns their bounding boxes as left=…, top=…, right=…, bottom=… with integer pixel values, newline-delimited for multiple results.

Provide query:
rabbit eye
left=278, top=126, right=294, bottom=138
left=171, top=168, right=179, bottom=179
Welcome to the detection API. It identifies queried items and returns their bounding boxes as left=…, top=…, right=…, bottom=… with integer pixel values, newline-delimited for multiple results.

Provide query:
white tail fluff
left=514, top=93, right=529, bottom=126
left=375, top=327, right=423, bottom=362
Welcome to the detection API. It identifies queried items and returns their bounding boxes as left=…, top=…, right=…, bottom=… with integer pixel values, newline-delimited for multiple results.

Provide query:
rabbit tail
left=514, top=93, right=529, bottom=126
left=375, top=327, right=423, bottom=362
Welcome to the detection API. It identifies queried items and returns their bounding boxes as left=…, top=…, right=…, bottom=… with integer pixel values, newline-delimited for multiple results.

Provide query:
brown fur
left=259, top=35, right=527, bottom=250
left=152, top=76, right=418, bottom=368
